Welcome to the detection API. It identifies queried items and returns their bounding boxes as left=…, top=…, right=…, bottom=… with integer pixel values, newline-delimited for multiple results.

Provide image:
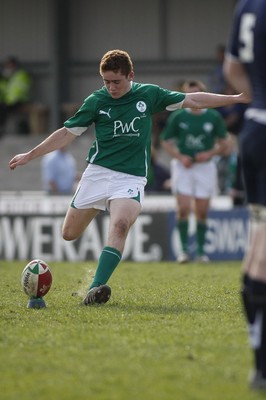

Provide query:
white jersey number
left=239, top=13, right=256, bottom=62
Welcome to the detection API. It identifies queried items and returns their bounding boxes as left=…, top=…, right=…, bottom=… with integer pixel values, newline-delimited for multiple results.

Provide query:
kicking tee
left=64, top=82, right=185, bottom=177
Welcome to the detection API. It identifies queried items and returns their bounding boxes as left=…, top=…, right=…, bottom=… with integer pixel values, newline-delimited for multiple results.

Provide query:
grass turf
left=0, top=260, right=263, bottom=400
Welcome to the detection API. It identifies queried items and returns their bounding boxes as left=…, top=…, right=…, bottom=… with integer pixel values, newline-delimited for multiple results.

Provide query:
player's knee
left=62, top=231, right=74, bottom=241
left=113, top=218, right=130, bottom=238
left=178, top=209, right=189, bottom=219
left=62, top=225, right=76, bottom=241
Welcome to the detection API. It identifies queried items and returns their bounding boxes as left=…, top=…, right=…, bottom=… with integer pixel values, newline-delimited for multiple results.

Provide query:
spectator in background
left=0, top=56, right=31, bottom=135
left=160, top=80, right=229, bottom=263
left=41, top=146, right=79, bottom=195
left=208, top=44, right=226, bottom=93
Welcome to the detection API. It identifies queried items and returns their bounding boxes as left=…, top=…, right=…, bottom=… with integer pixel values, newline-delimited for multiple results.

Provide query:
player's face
left=102, top=70, right=134, bottom=99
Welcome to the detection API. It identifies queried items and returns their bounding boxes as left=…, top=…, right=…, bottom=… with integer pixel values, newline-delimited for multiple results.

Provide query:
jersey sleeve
left=150, top=85, right=185, bottom=113
left=64, top=94, right=97, bottom=136
left=166, top=102, right=184, bottom=111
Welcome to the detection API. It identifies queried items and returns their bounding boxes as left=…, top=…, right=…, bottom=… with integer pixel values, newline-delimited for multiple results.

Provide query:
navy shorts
left=240, top=119, right=266, bottom=206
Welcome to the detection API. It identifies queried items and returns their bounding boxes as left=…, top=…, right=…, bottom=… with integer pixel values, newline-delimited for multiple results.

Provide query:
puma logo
left=99, top=108, right=111, bottom=118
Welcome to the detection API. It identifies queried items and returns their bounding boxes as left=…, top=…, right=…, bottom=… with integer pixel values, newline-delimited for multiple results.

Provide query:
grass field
left=0, top=260, right=264, bottom=400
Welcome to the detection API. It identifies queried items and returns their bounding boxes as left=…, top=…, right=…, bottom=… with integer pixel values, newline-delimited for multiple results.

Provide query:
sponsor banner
left=0, top=209, right=249, bottom=261
left=0, top=213, right=168, bottom=262
left=206, top=209, right=249, bottom=260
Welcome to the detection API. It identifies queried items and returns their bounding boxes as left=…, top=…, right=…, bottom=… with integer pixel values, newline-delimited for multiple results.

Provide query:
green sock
left=196, top=221, right=207, bottom=256
left=89, top=246, right=122, bottom=289
left=178, top=219, right=188, bottom=253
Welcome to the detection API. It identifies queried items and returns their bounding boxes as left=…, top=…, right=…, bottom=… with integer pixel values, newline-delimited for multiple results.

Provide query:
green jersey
left=64, top=82, right=185, bottom=177
left=160, top=108, right=227, bottom=159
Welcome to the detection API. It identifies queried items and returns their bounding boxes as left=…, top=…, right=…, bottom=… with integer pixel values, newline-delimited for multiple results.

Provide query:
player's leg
left=62, top=163, right=107, bottom=240
left=62, top=206, right=99, bottom=241
left=87, top=198, right=141, bottom=291
left=176, top=192, right=192, bottom=262
left=82, top=169, right=145, bottom=305
left=170, top=159, right=193, bottom=263
left=62, top=206, right=114, bottom=306
left=240, top=120, right=266, bottom=389
left=194, top=161, right=216, bottom=262
left=241, top=205, right=266, bottom=389
left=194, top=197, right=210, bottom=261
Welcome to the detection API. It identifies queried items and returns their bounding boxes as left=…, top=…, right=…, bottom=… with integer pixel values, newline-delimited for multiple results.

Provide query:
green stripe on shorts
left=132, top=191, right=140, bottom=203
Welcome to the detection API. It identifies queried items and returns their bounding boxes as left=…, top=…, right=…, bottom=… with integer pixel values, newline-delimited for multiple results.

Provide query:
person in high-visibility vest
left=0, top=56, right=31, bottom=134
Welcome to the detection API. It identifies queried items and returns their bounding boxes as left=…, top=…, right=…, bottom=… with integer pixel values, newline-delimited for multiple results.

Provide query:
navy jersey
left=227, top=0, right=266, bottom=109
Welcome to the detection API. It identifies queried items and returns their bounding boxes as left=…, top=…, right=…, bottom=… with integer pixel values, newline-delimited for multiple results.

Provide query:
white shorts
left=171, top=159, right=217, bottom=198
left=71, top=164, right=147, bottom=211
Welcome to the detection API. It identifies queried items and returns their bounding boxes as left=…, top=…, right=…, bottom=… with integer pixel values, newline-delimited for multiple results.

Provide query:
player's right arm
left=9, top=127, right=76, bottom=170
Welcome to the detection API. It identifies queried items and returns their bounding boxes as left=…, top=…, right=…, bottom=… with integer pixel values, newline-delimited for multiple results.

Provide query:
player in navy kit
left=9, top=50, right=248, bottom=306
left=224, top=0, right=266, bottom=390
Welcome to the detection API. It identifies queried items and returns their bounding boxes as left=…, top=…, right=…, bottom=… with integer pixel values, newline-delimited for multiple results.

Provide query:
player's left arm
left=182, top=90, right=250, bottom=110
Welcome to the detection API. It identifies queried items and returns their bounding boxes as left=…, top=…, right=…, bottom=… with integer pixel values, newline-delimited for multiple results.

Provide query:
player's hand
left=194, top=151, right=212, bottom=163
left=9, top=153, right=31, bottom=170
left=237, top=92, right=251, bottom=104
left=179, top=154, right=193, bottom=168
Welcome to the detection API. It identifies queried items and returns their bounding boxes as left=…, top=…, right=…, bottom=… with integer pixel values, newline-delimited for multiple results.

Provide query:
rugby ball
left=21, top=259, right=53, bottom=298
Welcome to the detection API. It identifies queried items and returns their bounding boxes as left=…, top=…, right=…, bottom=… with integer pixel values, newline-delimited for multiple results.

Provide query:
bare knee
left=178, top=207, right=190, bottom=220
left=107, top=218, right=131, bottom=252
left=109, top=218, right=131, bottom=241
left=113, top=218, right=131, bottom=238
left=62, top=225, right=77, bottom=241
